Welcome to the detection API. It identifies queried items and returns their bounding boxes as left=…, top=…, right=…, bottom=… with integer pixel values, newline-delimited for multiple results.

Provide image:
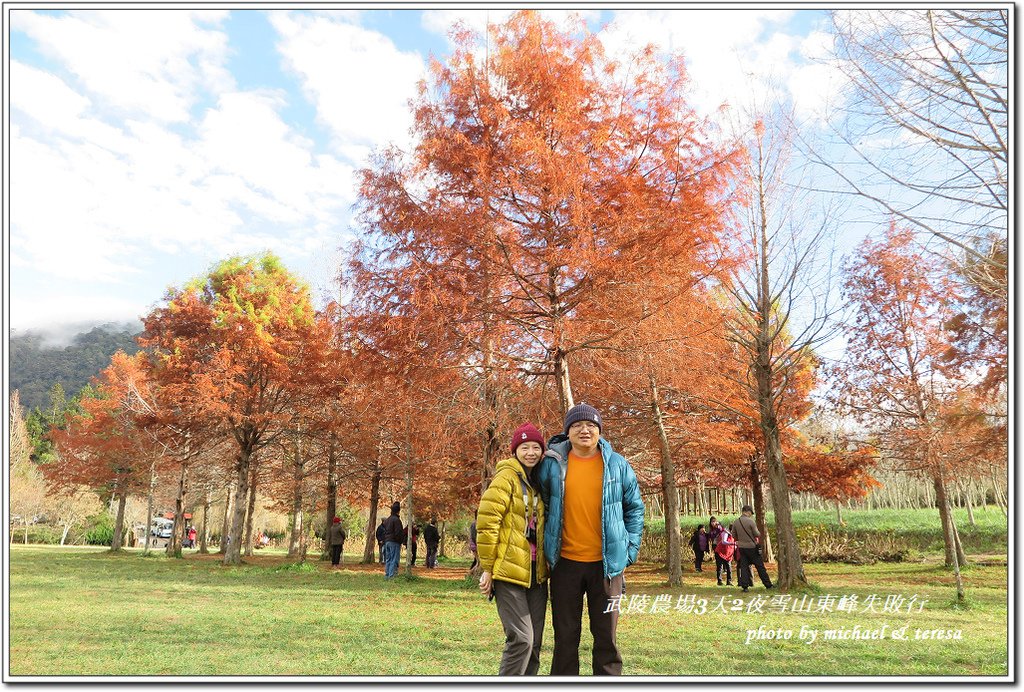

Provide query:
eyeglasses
left=569, top=422, right=599, bottom=431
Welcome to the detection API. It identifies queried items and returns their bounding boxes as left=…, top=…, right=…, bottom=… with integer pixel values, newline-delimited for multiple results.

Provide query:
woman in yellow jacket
left=477, top=422, right=548, bottom=675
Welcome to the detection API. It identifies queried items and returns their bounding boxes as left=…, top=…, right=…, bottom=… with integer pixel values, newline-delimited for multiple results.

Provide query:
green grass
left=8, top=544, right=1008, bottom=677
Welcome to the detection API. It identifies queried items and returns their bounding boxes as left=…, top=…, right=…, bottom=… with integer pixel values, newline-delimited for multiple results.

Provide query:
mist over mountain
left=9, top=321, right=143, bottom=411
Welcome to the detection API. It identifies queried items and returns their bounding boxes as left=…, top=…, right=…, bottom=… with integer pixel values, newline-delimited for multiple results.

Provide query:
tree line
left=15, top=12, right=1006, bottom=596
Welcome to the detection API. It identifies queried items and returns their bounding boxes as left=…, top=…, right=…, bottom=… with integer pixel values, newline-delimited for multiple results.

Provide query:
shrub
left=83, top=513, right=115, bottom=546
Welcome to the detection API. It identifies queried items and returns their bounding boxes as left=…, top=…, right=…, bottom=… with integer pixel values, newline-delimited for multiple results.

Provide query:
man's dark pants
left=330, top=544, right=343, bottom=566
left=426, top=543, right=438, bottom=568
left=737, top=546, right=773, bottom=588
left=549, top=557, right=624, bottom=675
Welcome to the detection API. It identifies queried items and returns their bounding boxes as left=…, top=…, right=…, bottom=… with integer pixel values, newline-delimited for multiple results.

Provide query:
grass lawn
left=8, top=544, right=1008, bottom=677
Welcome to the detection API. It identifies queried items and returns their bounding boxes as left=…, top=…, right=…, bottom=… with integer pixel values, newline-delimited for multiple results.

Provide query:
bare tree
left=721, top=112, right=842, bottom=590
left=818, top=9, right=1007, bottom=270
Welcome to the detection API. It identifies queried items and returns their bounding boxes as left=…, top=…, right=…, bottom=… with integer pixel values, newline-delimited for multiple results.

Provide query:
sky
left=7, top=6, right=848, bottom=339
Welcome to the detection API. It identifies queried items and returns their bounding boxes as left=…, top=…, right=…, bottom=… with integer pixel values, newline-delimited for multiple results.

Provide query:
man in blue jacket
left=536, top=403, right=644, bottom=675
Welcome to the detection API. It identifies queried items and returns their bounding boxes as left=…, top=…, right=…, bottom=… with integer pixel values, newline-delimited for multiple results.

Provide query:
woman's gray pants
left=494, top=579, right=548, bottom=675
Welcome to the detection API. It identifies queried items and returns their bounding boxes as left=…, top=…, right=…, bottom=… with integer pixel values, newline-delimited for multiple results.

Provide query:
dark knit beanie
left=510, top=422, right=546, bottom=455
left=391, top=501, right=401, bottom=514
left=563, top=403, right=602, bottom=435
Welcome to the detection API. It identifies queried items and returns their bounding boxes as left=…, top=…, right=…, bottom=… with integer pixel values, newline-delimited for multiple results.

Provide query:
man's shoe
left=742, top=586, right=749, bottom=592
left=717, top=580, right=723, bottom=586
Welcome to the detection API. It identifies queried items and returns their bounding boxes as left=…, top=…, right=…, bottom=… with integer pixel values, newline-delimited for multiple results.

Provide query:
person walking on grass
left=709, top=516, right=733, bottom=586
left=731, top=505, right=773, bottom=592
left=382, top=502, right=404, bottom=579
left=688, top=525, right=709, bottom=572
left=424, top=519, right=441, bottom=569
left=376, top=518, right=387, bottom=563
left=477, top=423, right=549, bottom=675
left=328, top=517, right=347, bottom=567
left=536, top=403, right=645, bottom=676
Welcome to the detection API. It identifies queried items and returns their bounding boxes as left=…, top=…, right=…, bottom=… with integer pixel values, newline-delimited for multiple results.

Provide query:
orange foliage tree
left=48, top=352, right=162, bottom=551
left=350, top=10, right=739, bottom=422
left=140, top=253, right=329, bottom=566
left=833, top=225, right=984, bottom=599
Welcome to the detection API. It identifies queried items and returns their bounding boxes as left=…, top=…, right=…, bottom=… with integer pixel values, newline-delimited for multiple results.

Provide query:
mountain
left=9, top=322, right=142, bottom=411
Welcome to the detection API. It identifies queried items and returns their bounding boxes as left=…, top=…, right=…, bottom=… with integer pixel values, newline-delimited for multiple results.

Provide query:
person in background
left=709, top=516, right=732, bottom=586
left=424, top=519, right=441, bottom=569
left=328, top=516, right=347, bottom=567
left=730, top=505, right=774, bottom=592
left=187, top=525, right=198, bottom=549
left=688, top=525, right=709, bottom=572
left=376, top=518, right=387, bottom=563
left=477, top=423, right=549, bottom=675
left=382, top=502, right=404, bottom=579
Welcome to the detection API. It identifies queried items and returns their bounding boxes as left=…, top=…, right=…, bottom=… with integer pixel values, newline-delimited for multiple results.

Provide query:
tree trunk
left=934, top=474, right=966, bottom=601
left=836, top=500, right=845, bottom=526
left=167, top=464, right=188, bottom=558
left=244, top=463, right=259, bottom=558
left=326, top=434, right=339, bottom=556
left=404, top=436, right=415, bottom=577
left=962, top=481, right=977, bottom=527
left=219, top=482, right=234, bottom=555
left=990, top=466, right=1007, bottom=517
left=111, top=491, right=127, bottom=551
left=760, top=426, right=804, bottom=588
left=553, top=347, right=574, bottom=414
left=199, top=488, right=211, bottom=554
left=223, top=448, right=251, bottom=565
left=144, top=458, right=157, bottom=554
left=439, top=521, right=447, bottom=558
left=288, top=440, right=305, bottom=558
left=651, top=374, right=682, bottom=586
left=363, top=463, right=381, bottom=563
left=933, top=473, right=967, bottom=569
left=60, top=523, right=71, bottom=546
left=750, top=457, right=774, bottom=564
left=24, top=521, right=29, bottom=545
left=298, top=510, right=311, bottom=563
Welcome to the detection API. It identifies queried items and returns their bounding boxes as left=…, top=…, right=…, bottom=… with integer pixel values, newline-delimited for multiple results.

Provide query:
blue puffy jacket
left=536, top=434, right=645, bottom=578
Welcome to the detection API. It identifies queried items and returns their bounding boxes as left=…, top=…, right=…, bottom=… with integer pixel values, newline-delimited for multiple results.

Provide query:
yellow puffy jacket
left=476, top=458, right=547, bottom=587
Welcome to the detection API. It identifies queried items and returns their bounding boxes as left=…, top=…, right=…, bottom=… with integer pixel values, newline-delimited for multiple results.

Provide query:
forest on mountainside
left=9, top=325, right=141, bottom=411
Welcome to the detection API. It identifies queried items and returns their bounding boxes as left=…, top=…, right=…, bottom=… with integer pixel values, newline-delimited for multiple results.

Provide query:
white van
left=151, top=518, right=174, bottom=539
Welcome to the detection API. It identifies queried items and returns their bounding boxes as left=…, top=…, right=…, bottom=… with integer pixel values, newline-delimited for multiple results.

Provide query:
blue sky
left=8, top=7, right=846, bottom=336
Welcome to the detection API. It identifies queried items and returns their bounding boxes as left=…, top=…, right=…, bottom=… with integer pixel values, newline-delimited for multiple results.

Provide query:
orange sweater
left=559, top=449, right=604, bottom=562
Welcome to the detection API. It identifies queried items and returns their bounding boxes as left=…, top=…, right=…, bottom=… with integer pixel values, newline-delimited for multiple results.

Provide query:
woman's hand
left=479, top=570, right=492, bottom=596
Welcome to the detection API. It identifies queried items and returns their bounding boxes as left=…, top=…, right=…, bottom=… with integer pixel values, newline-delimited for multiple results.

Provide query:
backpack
left=714, top=529, right=736, bottom=561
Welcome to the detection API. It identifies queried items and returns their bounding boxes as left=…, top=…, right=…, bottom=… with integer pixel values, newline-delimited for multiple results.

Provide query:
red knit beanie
left=510, top=423, right=546, bottom=455
left=333, top=517, right=341, bottom=523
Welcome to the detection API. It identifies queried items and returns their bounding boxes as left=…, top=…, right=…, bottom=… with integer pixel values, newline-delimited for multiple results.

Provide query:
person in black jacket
left=688, top=525, right=708, bottom=572
left=328, top=517, right=347, bottom=566
left=382, top=502, right=404, bottom=579
left=375, top=518, right=387, bottom=564
left=424, top=519, right=441, bottom=568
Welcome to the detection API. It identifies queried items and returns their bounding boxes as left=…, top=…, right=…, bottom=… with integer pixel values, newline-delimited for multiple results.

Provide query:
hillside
left=9, top=324, right=142, bottom=411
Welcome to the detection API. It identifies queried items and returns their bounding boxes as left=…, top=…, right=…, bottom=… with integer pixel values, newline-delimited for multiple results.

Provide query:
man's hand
left=479, top=570, right=493, bottom=595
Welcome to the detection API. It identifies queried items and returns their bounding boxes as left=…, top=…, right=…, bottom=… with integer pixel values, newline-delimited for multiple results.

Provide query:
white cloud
left=596, top=9, right=846, bottom=128
left=270, top=12, right=425, bottom=159
left=10, top=292, right=153, bottom=332
left=13, top=10, right=233, bottom=123
left=421, top=9, right=600, bottom=44
left=11, top=45, right=355, bottom=290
